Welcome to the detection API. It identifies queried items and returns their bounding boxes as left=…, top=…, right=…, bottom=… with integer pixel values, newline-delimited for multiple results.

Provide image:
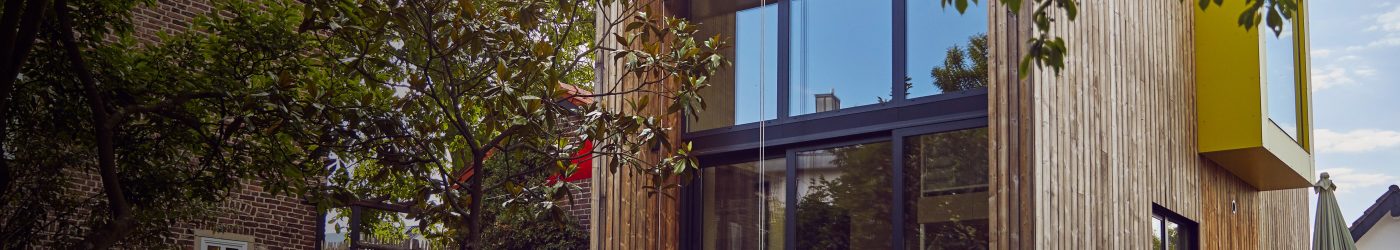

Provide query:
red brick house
left=72, top=1, right=322, bottom=249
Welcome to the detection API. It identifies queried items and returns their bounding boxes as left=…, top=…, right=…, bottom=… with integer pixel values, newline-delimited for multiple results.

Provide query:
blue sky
left=1307, top=0, right=1400, bottom=225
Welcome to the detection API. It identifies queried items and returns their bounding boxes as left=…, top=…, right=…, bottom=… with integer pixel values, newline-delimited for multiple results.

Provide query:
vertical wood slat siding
left=987, top=0, right=1311, bottom=249
left=592, top=1, right=681, bottom=249
left=989, top=2, right=1036, bottom=249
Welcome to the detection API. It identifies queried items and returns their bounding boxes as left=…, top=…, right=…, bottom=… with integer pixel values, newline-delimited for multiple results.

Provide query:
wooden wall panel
left=987, top=0, right=1311, bottom=249
left=591, top=1, right=682, bottom=249
left=1259, top=189, right=1310, bottom=249
left=988, top=2, right=1036, bottom=249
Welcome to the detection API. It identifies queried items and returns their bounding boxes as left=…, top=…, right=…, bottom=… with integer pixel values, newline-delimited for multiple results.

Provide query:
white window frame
left=198, top=237, right=249, bottom=250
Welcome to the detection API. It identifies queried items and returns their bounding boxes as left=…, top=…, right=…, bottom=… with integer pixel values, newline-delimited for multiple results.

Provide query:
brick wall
left=161, top=182, right=320, bottom=249
left=43, top=1, right=325, bottom=249
left=130, top=0, right=215, bottom=45
left=562, top=179, right=592, bottom=229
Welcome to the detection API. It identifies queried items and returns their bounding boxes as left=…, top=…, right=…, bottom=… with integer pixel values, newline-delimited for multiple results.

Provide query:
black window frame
left=682, top=119, right=988, bottom=250
left=679, top=0, right=990, bottom=140
left=1151, top=204, right=1199, bottom=250
left=676, top=1, right=994, bottom=249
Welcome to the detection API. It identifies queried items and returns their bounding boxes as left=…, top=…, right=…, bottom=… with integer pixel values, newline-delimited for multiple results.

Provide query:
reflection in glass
left=1166, top=221, right=1181, bottom=250
left=1263, top=19, right=1299, bottom=141
left=907, top=0, right=989, bottom=98
left=1152, top=216, right=1164, bottom=250
left=796, top=141, right=893, bottom=249
left=703, top=158, right=786, bottom=250
left=791, top=0, right=893, bottom=116
left=903, top=128, right=989, bottom=249
left=687, top=1, right=779, bottom=132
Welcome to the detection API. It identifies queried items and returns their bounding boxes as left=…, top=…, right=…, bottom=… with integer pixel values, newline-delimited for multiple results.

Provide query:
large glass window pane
left=688, top=1, right=779, bottom=132
left=795, top=141, right=893, bottom=249
left=906, top=1, right=988, bottom=98
left=1263, top=19, right=1299, bottom=141
left=703, top=158, right=786, bottom=250
left=791, top=0, right=893, bottom=115
left=902, top=128, right=988, bottom=249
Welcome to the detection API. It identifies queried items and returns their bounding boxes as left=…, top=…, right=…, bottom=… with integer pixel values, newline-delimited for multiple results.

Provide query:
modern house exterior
left=1350, top=185, right=1400, bottom=250
left=592, top=0, right=1316, bottom=249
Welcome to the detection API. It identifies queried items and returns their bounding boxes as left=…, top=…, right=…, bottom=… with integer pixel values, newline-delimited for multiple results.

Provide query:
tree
left=938, top=0, right=1300, bottom=77
left=931, top=34, right=988, bottom=93
left=293, top=0, right=726, bottom=248
left=1, top=0, right=362, bottom=248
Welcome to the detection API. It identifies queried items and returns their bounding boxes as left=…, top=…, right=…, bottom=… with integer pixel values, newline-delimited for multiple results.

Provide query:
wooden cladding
left=987, top=0, right=1310, bottom=249
left=987, top=2, right=1035, bottom=249
left=591, top=1, right=682, bottom=249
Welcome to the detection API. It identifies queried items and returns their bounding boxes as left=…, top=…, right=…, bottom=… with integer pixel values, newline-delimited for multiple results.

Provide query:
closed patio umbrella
left=1314, top=172, right=1358, bottom=250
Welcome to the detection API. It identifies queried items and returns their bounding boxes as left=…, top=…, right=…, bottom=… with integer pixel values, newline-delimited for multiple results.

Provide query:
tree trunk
left=54, top=0, right=136, bottom=247
left=0, top=0, right=50, bottom=201
left=466, top=158, right=484, bottom=250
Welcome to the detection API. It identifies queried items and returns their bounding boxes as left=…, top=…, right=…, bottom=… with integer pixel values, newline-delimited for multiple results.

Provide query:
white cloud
left=1312, top=49, right=1334, bottom=58
left=1315, top=129, right=1400, bottom=153
left=1355, top=66, right=1377, bottom=77
left=1372, top=6, right=1400, bottom=32
left=1350, top=6, right=1400, bottom=51
left=1311, top=67, right=1357, bottom=91
left=1310, top=63, right=1375, bottom=91
left=1317, top=167, right=1397, bottom=194
left=1368, top=36, right=1400, bottom=48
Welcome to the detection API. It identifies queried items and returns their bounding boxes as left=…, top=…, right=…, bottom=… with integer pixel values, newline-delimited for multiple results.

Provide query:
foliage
left=794, top=142, right=894, bottom=249
left=937, top=0, right=1299, bottom=78
left=931, top=34, right=988, bottom=93
left=293, top=0, right=728, bottom=247
left=480, top=202, right=588, bottom=250
left=0, top=0, right=362, bottom=247
left=795, top=179, right=852, bottom=250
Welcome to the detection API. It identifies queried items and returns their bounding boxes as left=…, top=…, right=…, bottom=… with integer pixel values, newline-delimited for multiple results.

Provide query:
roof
left=1350, top=184, right=1400, bottom=241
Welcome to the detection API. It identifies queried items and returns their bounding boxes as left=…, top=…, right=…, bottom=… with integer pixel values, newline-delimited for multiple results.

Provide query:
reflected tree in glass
left=930, top=34, right=988, bottom=93
left=907, top=0, right=988, bottom=98
left=796, top=142, right=893, bottom=250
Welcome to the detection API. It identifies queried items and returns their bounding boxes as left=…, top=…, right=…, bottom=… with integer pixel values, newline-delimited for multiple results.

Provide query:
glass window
left=791, top=0, right=894, bottom=115
left=1151, top=207, right=1197, bottom=250
left=199, top=237, right=249, bottom=250
left=688, top=1, right=779, bottom=132
left=1263, top=19, right=1299, bottom=141
left=906, top=0, right=989, bottom=98
left=902, top=128, right=988, bottom=249
left=703, top=158, right=786, bottom=250
left=795, top=141, right=893, bottom=249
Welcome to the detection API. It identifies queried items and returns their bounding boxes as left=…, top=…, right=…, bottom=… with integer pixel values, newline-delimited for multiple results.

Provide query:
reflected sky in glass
left=1264, top=20, right=1299, bottom=141
left=734, top=5, right=780, bottom=127
left=907, top=1, right=988, bottom=98
left=790, top=0, right=893, bottom=116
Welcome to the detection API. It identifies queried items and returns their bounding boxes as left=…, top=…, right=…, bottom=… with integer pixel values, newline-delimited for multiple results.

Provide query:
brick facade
left=160, top=182, right=320, bottom=249
left=562, top=180, right=592, bottom=229
left=46, top=1, right=324, bottom=249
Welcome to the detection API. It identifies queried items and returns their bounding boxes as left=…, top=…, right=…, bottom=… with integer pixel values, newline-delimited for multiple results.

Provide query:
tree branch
left=54, top=0, right=135, bottom=247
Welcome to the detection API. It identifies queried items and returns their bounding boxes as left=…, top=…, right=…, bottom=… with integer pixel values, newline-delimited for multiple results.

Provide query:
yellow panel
left=1196, top=0, right=1263, bottom=153
left=1196, top=0, right=1315, bottom=190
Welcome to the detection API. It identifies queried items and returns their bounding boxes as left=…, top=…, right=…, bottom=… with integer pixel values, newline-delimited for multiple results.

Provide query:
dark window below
left=1151, top=205, right=1197, bottom=250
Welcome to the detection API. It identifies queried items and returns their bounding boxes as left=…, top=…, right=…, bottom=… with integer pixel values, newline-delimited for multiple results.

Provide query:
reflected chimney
left=815, top=90, right=840, bottom=113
